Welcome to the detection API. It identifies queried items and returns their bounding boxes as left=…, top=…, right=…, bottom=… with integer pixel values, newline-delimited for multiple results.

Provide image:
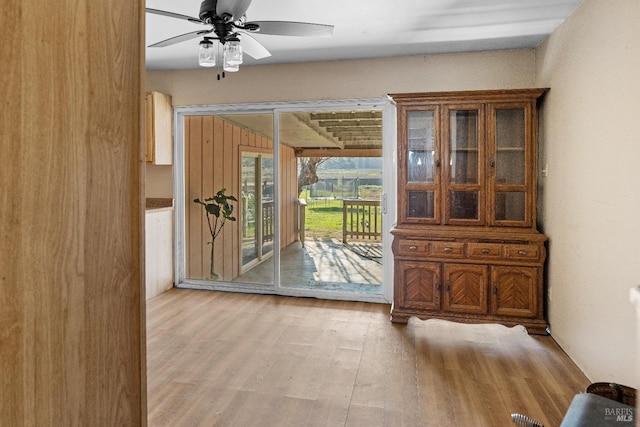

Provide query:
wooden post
left=298, top=199, right=307, bottom=247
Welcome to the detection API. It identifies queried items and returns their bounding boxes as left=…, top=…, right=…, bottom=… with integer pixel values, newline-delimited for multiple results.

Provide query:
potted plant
left=194, top=188, right=238, bottom=280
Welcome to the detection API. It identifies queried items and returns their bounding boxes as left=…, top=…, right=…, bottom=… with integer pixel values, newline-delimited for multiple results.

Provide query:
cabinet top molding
left=389, top=88, right=549, bottom=104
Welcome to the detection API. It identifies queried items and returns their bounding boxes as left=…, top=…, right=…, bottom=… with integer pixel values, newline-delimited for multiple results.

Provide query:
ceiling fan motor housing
left=199, top=0, right=220, bottom=23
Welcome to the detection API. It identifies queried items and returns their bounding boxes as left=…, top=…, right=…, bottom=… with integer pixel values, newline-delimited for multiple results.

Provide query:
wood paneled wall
left=0, top=1, right=146, bottom=426
left=280, top=145, right=299, bottom=249
left=185, top=116, right=298, bottom=281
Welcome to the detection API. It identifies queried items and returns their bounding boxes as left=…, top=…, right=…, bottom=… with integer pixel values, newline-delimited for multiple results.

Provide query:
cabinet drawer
left=505, top=244, right=539, bottom=261
left=466, top=243, right=503, bottom=260
left=430, top=242, right=465, bottom=258
left=398, top=240, right=429, bottom=256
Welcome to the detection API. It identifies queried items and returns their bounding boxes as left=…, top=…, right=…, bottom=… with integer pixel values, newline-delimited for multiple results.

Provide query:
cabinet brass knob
left=518, top=250, right=527, bottom=255
left=481, top=248, right=490, bottom=254
left=409, top=245, right=418, bottom=251
left=443, top=247, right=453, bottom=253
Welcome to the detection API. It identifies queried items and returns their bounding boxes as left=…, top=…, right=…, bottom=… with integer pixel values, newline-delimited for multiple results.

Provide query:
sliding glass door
left=277, top=110, right=384, bottom=295
left=174, top=99, right=394, bottom=303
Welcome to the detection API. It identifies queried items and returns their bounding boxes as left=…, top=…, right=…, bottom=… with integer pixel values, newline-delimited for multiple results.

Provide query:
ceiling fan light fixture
left=223, top=62, right=239, bottom=72
left=198, top=39, right=216, bottom=67
left=224, top=39, right=243, bottom=66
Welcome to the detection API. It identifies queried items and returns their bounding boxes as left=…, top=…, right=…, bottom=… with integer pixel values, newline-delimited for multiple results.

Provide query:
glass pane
left=450, top=151, right=478, bottom=184
left=495, top=192, right=525, bottom=221
left=495, top=109, right=525, bottom=185
left=184, top=113, right=274, bottom=286
left=236, top=151, right=275, bottom=286
left=407, top=111, right=435, bottom=150
left=408, top=151, right=435, bottom=183
left=280, top=109, right=383, bottom=296
left=450, top=191, right=478, bottom=220
left=408, top=191, right=434, bottom=218
left=407, top=111, right=435, bottom=184
left=450, top=110, right=478, bottom=184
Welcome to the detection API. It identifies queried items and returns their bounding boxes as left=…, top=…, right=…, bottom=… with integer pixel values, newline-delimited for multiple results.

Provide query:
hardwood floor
left=147, top=289, right=589, bottom=426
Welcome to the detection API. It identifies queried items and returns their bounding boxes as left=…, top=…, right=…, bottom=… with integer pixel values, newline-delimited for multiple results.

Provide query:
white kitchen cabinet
left=145, top=207, right=173, bottom=300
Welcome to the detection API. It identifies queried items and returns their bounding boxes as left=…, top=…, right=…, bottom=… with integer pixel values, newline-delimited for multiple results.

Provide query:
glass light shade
left=223, top=62, right=239, bottom=72
left=198, top=41, right=216, bottom=67
left=224, top=40, right=243, bottom=65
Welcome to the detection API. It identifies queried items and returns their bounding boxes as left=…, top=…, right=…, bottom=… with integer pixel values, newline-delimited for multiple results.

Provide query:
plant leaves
left=205, top=204, right=221, bottom=216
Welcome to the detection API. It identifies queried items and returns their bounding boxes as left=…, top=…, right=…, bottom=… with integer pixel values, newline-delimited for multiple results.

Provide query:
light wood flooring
left=146, top=289, right=589, bottom=426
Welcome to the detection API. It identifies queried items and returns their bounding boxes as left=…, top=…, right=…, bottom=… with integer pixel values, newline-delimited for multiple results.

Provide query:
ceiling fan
left=147, top=0, right=334, bottom=74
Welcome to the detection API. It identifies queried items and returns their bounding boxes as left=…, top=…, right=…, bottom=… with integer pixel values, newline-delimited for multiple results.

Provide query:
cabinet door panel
left=397, top=261, right=440, bottom=310
left=495, top=108, right=525, bottom=185
left=443, top=105, right=485, bottom=225
left=443, top=264, right=488, bottom=314
left=406, top=110, right=437, bottom=185
left=491, top=266, right=537, bottom=318
left=399, top=106, right=441, bottom=224
left=488, top=103, right=532, bottom=227
left=449, top=109, right=479, bottom=185
left=146, top=91, right=173, bottom=165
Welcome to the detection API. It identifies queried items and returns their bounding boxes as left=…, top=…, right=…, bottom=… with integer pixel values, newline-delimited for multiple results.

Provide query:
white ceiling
left=145, top=0, right=583, bottom=71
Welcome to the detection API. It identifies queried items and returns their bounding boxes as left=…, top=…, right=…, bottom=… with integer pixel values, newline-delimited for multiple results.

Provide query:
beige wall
left=535, top=0, right=640, bottom=386
left=146, top=164, right=173, bottom=198
left=147, top=49, right=535, bottom=106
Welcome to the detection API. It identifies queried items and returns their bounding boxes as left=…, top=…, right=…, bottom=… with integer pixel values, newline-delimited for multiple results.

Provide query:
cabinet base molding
left=390, top=308, right=549, bottom=335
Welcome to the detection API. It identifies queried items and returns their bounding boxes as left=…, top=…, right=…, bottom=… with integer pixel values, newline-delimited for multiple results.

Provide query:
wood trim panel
left=389, top=88, right=549, bottom=104
left=0, top=0, right=146, bottom=425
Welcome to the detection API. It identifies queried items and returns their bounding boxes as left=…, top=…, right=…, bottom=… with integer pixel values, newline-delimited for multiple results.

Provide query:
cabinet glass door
left=445, top=108, right=482, bottom=223
left=405, top=110, right=438, bottom=220
left=492, top=107, right=528, bottom=224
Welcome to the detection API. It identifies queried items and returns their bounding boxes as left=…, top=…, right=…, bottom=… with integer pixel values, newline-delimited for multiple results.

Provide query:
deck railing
left=262, top=200, right=274, bottom=244
left=342, top=200, right=382, bottom=243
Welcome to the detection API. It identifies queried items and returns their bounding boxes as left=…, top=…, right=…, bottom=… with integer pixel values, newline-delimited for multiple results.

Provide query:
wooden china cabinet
left=390, top=89, right=549, bottom=334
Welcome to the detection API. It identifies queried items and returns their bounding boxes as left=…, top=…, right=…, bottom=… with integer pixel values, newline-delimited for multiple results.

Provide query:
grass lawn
left=299, top=187, right=381, bottom=240
left=304, top=199, right=343, bottom=239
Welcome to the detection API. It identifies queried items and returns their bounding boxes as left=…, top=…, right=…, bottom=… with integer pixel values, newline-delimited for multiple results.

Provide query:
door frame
left=173, top=98, right=395, bottom=303
left=239, top=148, right=274, bottom=274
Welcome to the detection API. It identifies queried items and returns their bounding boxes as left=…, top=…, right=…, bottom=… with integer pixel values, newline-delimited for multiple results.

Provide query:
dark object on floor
left=586, top=382, right=636, bottom=407
left=560, top=382, right=636, bottom=427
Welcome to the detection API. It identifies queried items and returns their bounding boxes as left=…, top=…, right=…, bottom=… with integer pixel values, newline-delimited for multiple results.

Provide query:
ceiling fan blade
left=248, top=21, right=334, bottom=37
left=216, top=0, right=253, bottom=21
left=240, top=33, right=271, bottom=60
left=145, top=8, right=204, bottom=25
left=149, top=30, right=212, bottom=48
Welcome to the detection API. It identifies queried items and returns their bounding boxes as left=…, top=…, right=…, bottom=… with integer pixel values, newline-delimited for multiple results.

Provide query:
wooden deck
left=147, top=289, right=590, bottom=426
